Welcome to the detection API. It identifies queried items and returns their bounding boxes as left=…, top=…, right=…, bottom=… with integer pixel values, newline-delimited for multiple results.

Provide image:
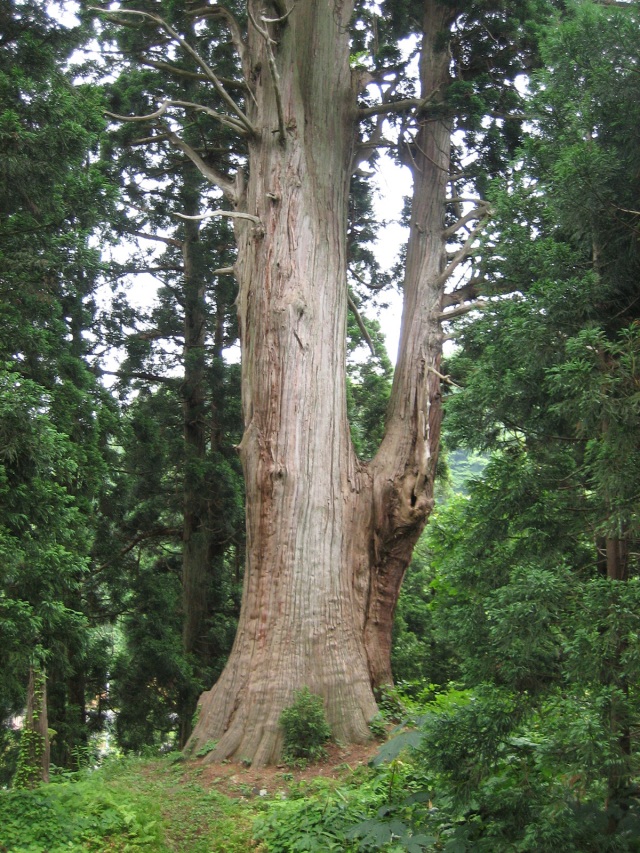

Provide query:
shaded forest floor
left=0, top=742, right=383, bottom=853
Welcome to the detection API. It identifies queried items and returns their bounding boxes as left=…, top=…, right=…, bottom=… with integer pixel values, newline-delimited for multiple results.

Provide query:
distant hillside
left=446, top=448, right=488, bottom=496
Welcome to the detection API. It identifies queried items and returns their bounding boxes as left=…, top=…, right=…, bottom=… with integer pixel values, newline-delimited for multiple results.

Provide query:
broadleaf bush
left=279, top=687, right=331, bottom=766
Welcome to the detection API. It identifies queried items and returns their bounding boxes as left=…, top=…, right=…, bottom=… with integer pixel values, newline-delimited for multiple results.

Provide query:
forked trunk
left=188, top=0, right=452, bottom=766
left=365, top=0, right=452, bottom=685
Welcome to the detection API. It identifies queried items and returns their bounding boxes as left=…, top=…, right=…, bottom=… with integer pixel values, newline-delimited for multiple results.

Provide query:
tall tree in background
left=85, top=0, right=556, bottom=765
left=432, top=0, right=640, bottom=835
left=0, top=0, right=119, bottom=776
left=94, top=6, right=246, bottom=743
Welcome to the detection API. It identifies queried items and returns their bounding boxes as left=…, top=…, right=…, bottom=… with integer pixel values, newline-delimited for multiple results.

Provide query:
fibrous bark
left=186, top=0, right=454, bottom=766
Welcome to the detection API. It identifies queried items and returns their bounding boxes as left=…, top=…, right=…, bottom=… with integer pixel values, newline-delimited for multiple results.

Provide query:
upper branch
left=90, top=6, right=256, bottom=136
left=436, top=218, right=488, bottom=288
left=187, top=4, right=250, bottom=82
left=127, top=229, right=182, bottom=248
left=100, top=368, right=179, bottom=385
left=442, top=201, right=490, bottom=239
left=106, top=98, right=247, bottom=137
left=165, top=99, right=249, bottom=135
left=358, top=97, right=421, bottom=119
left=347, top=292, right=376, bottom=356
left=160, top=124, right=238, bottom=201
left=174, top=210, right=261, bottom=225
left=357, top=81, right=443, bottom=120
left=105, top=101, right=170, bottom=123
left=137, top=57, right=246, bottom=90
left=442, top=275, right=484, bottom=308
left=439, top=299, right=489, bottom=321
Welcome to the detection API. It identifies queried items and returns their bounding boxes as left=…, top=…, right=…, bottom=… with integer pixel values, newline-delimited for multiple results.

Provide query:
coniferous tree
left=91, top=2, right=247, bottom=744
left=82, top=0, right=561, bottom=764
left=0, top=0, right=119, bottom=778
left=419, top=2, right=640, bottom=843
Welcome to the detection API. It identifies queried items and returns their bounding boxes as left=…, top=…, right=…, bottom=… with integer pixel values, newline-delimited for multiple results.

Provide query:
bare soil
left=182, top=739, right=382, bottom=799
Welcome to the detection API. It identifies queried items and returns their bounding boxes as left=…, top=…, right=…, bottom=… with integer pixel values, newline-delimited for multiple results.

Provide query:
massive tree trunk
left=365, top=0, right=452, bottom=687
left=187, top=0, right=453, bottom=766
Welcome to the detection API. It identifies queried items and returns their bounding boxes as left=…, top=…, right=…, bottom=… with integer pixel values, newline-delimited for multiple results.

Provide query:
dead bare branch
left=348, top=266, right=388, bottom=292
left=347, top=292, right=376, bottom=356
left=138, top=58, right=207, bottom=82
left=358, top=81, right=442, bottom=120
left=175, top=210, right=262, bottom=225
left=127, top=229, right=182, bottom=248
left=436, top=219, right=487, bottom=288
left=139, top=57, right=245, bottom=90
left=89, top=6, right=256, bottom=136
left=442, top=202, right=490, bottom=239
left=262, top=6, right=294, bottom=24
left=438, top=299, right=489, bottom=321
left=186, top=4, right=250, bottom=82
left=129, top=132, right=173, bottom=146
left=105, top=101, right=169, bottom=123
left=160, top=125, right=238, bottom=200
left=166, top=99, right=249, bottom=135
left=427, top=365, right=461, bottom=388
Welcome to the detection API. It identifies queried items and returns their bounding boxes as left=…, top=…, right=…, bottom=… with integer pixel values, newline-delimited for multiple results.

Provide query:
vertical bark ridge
left=187, top=0, right=380, bottom=766
left=187, top=0, right=464, bottom=763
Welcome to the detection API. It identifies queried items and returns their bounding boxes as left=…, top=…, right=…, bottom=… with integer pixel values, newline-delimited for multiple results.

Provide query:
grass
left=0, top=748, right=395, bottom=852
left=0, top=756, right=257, bottom=853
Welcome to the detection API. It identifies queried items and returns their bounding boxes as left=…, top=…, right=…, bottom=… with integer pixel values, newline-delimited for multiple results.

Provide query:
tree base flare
left=187, top=631, right=378, bottom=767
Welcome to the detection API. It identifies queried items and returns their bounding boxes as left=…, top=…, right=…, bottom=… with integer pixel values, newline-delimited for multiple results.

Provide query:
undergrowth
left=253, top=761, right=432, bottom=853
left=5, top=685, right=637, bottom=853
left=279, top=687, right=332, bottom=766
left=0, top=756, right=255, bottom=853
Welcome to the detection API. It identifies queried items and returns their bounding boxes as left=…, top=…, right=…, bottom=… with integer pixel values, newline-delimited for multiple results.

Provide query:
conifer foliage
left=1, top=2, right=639, bottom=822
left=0, top=0, right=118, bottom=778
left=418, top=1, right=640, bottom=844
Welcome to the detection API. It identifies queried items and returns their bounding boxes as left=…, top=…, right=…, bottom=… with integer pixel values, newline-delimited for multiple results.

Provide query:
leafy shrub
left=368, top=713, right=388, bottom=740
left=254, top=762, right=434, bottom=853
left=0, top=773, right=163, bottom=851
left=279, top=688, right=331, bottom=765
left=372, top=686, right=403, bottom=724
